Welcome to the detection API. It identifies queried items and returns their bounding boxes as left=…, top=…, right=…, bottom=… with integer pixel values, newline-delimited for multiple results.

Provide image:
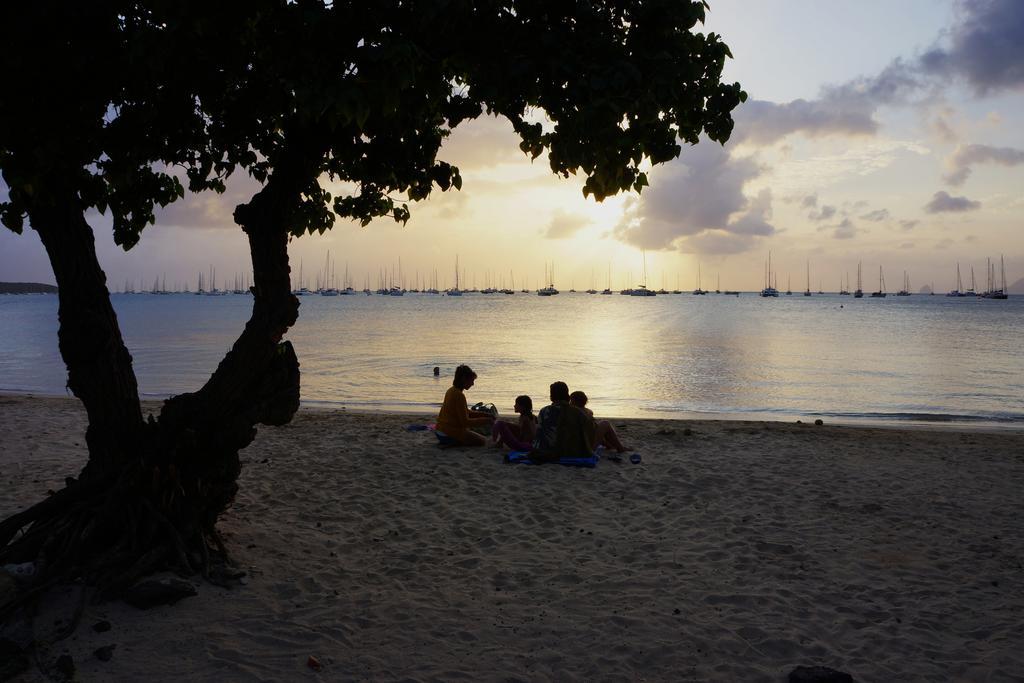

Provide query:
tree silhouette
left=0, top=0, right=744, bottom=610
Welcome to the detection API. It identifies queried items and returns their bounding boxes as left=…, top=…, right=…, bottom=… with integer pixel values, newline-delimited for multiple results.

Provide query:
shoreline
left=4, top=390, right=1022, bottom=433
left=3, top=393, right=1024, bottom=680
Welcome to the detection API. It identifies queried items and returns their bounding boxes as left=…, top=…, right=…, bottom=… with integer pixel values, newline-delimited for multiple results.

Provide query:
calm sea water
left=2, top=291, right=1023, bottom=427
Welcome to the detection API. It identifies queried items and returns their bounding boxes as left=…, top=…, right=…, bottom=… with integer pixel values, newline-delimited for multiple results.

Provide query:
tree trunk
left=150, top=178, right=304, bottom=536
left=155, top=156, right=313, bottom=474
left=1, top=146, right=319, bottom=605
left=29, top=189, right=145, bottom=478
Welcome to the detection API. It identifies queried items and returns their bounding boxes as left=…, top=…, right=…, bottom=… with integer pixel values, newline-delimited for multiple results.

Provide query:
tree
left=0, top=0, right=744, bottom=608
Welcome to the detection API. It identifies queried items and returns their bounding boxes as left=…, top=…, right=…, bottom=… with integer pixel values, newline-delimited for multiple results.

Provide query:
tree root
left=0, top=453, right=239, bottom=624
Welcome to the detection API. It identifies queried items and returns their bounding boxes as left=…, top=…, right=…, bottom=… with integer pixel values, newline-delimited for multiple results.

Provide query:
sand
left=2, top=393, right=1023, bottom=682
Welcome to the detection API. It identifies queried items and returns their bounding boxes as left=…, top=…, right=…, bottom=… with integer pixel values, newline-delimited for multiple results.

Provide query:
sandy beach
left=2, top=393, right=1023, bottom=681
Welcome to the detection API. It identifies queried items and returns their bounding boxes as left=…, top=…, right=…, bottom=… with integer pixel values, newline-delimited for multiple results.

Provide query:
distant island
left=1010, top=277, right=1024, bottom=295
left=0, top=282, right=58, bottom=294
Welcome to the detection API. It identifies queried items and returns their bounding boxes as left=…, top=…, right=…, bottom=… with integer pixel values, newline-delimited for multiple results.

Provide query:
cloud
left=731, top=1, right=1024, bottom=149
left=930, top=111, right=960, bottom=143
left=732, top=60, right=928, bottom=147
left=899, top=242, right=915, bottom=249
left=924, top=190, right=981, bottom=213
left=860, top=209, right=890, bottom=222
left=769, top=141, right=930, bottom=194
left=943, top=143, right=1024, bottom=185
left=727, top=189, right=775, bottom=236
left=676, top=231, right=759, bottom=255
left=613, top=142, right=773, bottom=253
left=831, top=218, right=858, bottom=239
left=900, top=219, right=920, bottom=231
left=808, top=205, right=836, bottom=222
left=153, top=172, right=261, bottom=230
left=438, top=116, right=524, bottom=169
left=919, top=0, right=1024, bottom=95
left=800, top=194, right=818, bottom=208
left=732, top=98, right=879, bottom=147
left=416, top=183, right=471, bottom=221
left=543, top=209, right=590, bottom=239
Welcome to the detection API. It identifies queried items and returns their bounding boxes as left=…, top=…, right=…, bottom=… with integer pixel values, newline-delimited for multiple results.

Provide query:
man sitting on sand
left=436, top=365, right=494, bottom=447
left=530, top=381, right=596, bottom=462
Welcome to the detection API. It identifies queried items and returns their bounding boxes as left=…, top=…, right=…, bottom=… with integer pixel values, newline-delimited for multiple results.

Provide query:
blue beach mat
left=435, top=430, right=459, bottom=447
left=505, top=450, right=599, bottom=468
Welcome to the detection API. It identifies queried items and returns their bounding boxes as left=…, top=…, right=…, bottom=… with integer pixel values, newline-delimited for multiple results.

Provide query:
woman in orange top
left=436, top=365, right=493, bottom=446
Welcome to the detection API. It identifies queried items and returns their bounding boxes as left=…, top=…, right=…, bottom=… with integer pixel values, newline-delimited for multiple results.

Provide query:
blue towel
left=505, top=450, right=599, bottom=468
left=406, top=424, right=430, bottom=432
left=435, top=431, right=459, bottom=446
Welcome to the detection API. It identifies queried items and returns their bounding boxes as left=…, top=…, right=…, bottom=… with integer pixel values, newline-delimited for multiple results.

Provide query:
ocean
left=2, top=290, right=1023, bottom=428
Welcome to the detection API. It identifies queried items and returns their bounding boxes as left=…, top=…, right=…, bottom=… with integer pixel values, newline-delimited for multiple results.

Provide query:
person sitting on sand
left=491, top=395, right=537, bottom=451
left=436, top=365, right=494, bottom=447
left=569, top=390, right=629, bottom=453
left=529, top=381, right=596, bottom=462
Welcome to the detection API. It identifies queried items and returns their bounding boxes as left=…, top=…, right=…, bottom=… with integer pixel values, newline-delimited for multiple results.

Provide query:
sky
left=2, top=0, right=1023, bottom=293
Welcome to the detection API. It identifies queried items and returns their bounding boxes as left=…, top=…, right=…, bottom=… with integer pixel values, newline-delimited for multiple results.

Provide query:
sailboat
left=983, top=255, right=1009, bottom=299
left=601, top=264, right=613, bottom=295
left=204, top=265, right=222, bottom=295
left=692, top=264, right=706, bottom=295
left=293, top=260, right=311, bottom=296
left=387, top=258, right=405, bottom=295
left=630, top=250, right=656, bottom=296
left=896, top=271, right=911, bottom=296
left=760, top=252, right=779, bottom=297
left=839, top=272, right=850, bottom=295
left=447, top=255, right=463, bottom=296
left=946, top=263, right=964, bottom=297
left=320, top=251, right=340, bottom=295
left=785, top=275, right=792, bottom=296
left=500, top=271, right=515, bottom=295
left=854, top=262, right=863, bottom=298
left=803, top=261, right=812, bottom=296
left=964, top=266, right=977, bottom=297
left=870, top=266, right=887, bottom=297
left=340, top=263, right=354, bottom=294
left=586, top=268, right=597, bottom=294
left=537, top=262, right=559, bottom=296
left=692, top=264, right=708, bottom=294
